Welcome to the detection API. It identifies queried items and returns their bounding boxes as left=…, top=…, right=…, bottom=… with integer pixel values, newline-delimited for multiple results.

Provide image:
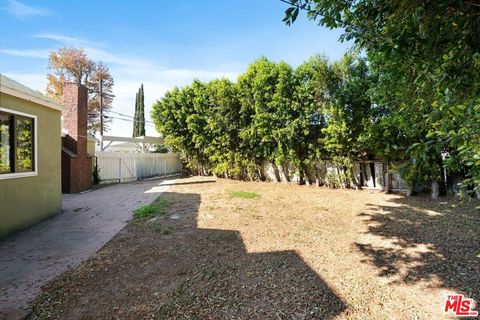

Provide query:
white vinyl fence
left=96, top=152, right=182, bottom=183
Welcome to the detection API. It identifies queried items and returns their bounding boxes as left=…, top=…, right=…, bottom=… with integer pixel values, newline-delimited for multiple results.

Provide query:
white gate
left=95, top=152, right=182, bottom=183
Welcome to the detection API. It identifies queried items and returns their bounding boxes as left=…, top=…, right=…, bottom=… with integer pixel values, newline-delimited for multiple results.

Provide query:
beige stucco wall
left=0, top=92, right=62, bottom=237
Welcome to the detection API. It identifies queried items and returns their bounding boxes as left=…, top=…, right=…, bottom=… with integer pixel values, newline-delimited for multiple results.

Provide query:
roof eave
left=0, top=84, right=63, bottom=111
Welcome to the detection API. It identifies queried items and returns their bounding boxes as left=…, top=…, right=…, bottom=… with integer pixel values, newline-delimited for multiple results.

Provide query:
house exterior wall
left=0, top=92, right=62, bottom=237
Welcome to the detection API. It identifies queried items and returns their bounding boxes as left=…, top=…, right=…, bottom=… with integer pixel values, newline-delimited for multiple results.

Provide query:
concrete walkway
left=0, top=177, right=176, bottom=319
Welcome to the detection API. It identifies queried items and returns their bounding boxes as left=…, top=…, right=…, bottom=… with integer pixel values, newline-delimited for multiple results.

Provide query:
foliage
left=236, top=57, right=298, bottom=180
left=322, top=54, right=371, bottom=159
left=152, top=145, right=170, bottom=153
left=92, top=165, right=101, bottom=185
left=133, top=84, right=146, bottom=137
left=0, top=115, right=33, bottom=172
left=15, top=118, right=33, bottom=171
left=290, top=55, right=329, bottom=182
left=152, top=54, right=373, bottom=185
left=46, top=47, right=115, bottom=133
left=282, top=0, right=480, bottom=190
left=325, top=172, right=341, bottom=189
left=0, top=117, right=8, bottom=173
left=133, top=205, right=157, bottom=218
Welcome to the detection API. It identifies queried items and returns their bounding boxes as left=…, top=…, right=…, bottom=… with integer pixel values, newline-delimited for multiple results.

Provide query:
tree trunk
left=384, top=172, right=390, bottom=194
left=281, top=162, right=291, bottom=182
left=278, top=165, right=288, bottom=183
left=305, top=164, right=317, bottom=186
left=348, top=165, right=359, bottom=190
left=271, top=162, right=281, bottom=182
left=257, top=164, right=267, bottom=182
left=240, top=166, right=247, bottom=181
left=431, top=180, right=440, bottom=200
left=298, top=170, right=306, bottom=185
left=315, top=162, right=326, bottom=186
left=336, top=167, right=345, bottom=189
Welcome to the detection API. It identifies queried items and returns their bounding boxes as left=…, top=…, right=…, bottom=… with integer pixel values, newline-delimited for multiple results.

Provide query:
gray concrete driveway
left=0, top=177, right=176, bottom=319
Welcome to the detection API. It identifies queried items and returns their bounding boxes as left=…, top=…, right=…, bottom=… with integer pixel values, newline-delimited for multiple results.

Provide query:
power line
left=90, top=112, right=155, bottom=126
left=103, top=115, right=155, bottom=127
left=106, top=110, right=134, bottom=119
left=106, top=115, right=155, bottom=126
left=105, top=110, right=154, bottom=124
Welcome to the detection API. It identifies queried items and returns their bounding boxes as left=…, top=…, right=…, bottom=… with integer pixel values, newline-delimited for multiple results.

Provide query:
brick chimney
left=61, top=82, right=92, bottom=193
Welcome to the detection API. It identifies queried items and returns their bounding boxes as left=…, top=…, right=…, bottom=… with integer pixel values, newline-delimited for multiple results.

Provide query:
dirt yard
left=29, top=176, right=479, bottom=319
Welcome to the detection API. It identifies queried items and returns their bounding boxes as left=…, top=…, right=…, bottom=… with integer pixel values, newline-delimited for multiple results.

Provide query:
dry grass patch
left=29, top=176, right=479, bottom=320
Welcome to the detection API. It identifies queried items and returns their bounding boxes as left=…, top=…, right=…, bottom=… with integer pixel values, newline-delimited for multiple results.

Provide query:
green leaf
left=292, top=7, right=299, bottom=22
left=285, top=7, right=295, bottom=16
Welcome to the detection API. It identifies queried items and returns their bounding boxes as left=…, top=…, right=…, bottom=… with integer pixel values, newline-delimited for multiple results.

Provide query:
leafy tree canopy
left=152, top=54, right=372, bottom=184
left=47, top=47, right=115, bottom=134
left=282, top=0, right=480, bottom=192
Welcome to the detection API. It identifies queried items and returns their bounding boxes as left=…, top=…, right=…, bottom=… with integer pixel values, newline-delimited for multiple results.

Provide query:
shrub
left=92, top=165, right=101, bottom=185
left=325, top=172, right=340, bottom=189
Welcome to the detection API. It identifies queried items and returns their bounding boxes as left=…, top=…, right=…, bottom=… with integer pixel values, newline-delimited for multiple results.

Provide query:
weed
left=228, top=190, right=260, bottom=199
left=152, top=198, right=170, bottom=214
left=133, top=204, right=157, bottom=218
left=133, top=197, right=170, bottom=218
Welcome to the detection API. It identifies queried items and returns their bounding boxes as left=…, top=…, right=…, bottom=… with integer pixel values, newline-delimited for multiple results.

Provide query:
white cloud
left=32, top=33, right=156, bottom=70
left=0, top=48, right=50, bottom=59
left=33, top=33, right=103, bottom=48
left=2, top=72, right=47, bottom=92
left=2, top=0, right=51, bottom=18
left=1, top=33, right=240, bottom=137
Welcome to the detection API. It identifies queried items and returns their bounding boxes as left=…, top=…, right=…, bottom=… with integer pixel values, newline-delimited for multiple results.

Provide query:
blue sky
left=0, top=0, right=351, bottom=136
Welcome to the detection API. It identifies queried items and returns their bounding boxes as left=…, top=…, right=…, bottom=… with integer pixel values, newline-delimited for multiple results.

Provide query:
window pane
left=15, top=116, right=33, bottom=172
left=0, top=113, right=11, bottom=173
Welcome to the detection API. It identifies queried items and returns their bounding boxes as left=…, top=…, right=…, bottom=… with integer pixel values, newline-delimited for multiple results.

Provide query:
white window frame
left=0, top=107, right=38, bottom=180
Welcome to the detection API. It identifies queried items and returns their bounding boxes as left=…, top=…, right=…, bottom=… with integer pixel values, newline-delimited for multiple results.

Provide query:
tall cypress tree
left=133, top=91, right=139, bottom=137
left=139, top=84, right=145, bottom=136
left=133, top=84, right=145, bottom=137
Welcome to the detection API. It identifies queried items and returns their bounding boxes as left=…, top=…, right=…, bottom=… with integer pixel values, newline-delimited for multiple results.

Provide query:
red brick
left=61, top=82, right=92, bottom=193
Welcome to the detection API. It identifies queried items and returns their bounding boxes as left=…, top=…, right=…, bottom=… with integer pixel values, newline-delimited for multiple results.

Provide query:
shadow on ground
left=356, top=196, right=479, bottom=301
left=30, top=190, right=346, bottom=319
